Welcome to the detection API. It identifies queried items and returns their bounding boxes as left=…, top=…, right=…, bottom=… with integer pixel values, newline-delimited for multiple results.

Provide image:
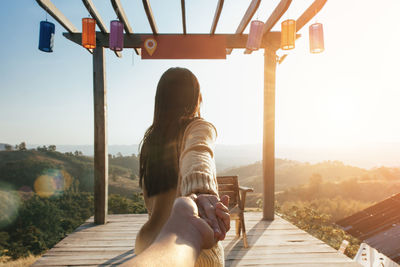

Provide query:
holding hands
left=190, top=193, right=230, bottom=243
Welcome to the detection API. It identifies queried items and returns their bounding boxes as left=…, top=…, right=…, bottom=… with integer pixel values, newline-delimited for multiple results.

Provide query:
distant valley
left=2, top=142, right=400, bottom=171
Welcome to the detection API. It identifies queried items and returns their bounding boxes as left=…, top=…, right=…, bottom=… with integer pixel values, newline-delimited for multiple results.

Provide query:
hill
left=0, top=150, right=140, bottom=198
left=25, top=143, right=261, bottom=171
left=220, top=159, right=368, bottom=192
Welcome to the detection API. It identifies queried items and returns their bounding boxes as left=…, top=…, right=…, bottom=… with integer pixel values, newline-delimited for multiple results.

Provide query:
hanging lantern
left=281, top=19, right=296, bottom=50
left=309, top=23, right=324, bottom=53
left=109, top=20, right=124, bottom=52
left=82, top=18, right=96, bottom=49
left=246, top=20, right=264, bottom=51
left=38, top=21, right=55, bottom=52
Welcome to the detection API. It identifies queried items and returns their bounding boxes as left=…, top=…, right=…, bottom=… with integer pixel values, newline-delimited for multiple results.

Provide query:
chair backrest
left=217, top=175, right=240, bottom=210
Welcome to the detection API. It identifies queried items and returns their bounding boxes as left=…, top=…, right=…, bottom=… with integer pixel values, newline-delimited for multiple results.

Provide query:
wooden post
left=263, top=48, right=276, bottom=220
left=93, top=46, right=108, bottom=224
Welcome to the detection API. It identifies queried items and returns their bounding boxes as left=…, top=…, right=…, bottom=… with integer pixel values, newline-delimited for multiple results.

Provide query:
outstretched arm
left=179, top=119, right=230, bottom=240
left=123, top=197, right=215, bottom=267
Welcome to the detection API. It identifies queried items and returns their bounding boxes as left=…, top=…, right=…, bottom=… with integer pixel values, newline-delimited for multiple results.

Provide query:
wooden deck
left=32, top=212, right=360, bottom=266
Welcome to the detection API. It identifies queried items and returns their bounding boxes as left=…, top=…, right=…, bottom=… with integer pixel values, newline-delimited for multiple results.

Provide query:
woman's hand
left=169, top=196, right=216, bottom=249
left=192, top=194, right=230, bottom=241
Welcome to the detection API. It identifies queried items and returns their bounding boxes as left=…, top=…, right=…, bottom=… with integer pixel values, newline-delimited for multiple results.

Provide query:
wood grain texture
left=210, top=0, right=224, bottom=34
left=32, top=213, right=358, bottom=266
left=263, top=49, right=277, bottom=220
left=263, top=0, right=292, bottom=35
left=244, top=0, right=292, bottom=54
left=36, top=0, right=78, bottom=33
left=181, top=0, right=187, bottom=34
left=110, top=0, right=139, bottom=55
left=63, top=32, right=282, bottom=50
left=142, top=0, right=158, bottom=34
left=226, top=0, right=261, bottom=54
left=81, top=0, right=121, bottom=58
left=296, top=0, right=328, bottom=33
left=93, top=47, right=108, bottom=224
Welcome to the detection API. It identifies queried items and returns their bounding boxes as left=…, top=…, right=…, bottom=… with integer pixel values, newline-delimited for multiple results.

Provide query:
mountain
left=24, top=144, right=261, bottom=172
left=20, top=141, right=400, bottom=171
left=0, top=150, right=140, bottom=198
left=220, top=159, right=368, bottom=192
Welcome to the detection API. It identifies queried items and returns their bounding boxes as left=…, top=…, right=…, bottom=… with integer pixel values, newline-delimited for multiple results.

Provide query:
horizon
left=3, top=141, right=399, bottom=170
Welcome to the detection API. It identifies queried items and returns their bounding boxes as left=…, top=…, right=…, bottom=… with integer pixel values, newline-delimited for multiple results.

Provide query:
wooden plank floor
left=32, top=212, right=360, bottom=266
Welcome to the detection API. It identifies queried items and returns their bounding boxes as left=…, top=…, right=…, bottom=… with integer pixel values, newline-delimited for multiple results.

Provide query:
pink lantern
left=109, top=20, right=124, bottom=51
left=246, top=20, right=264, bottom=51
left=309, top=23, right=324, bottom=53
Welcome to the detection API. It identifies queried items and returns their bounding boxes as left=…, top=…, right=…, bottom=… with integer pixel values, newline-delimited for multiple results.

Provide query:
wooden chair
left=217, top=175, right=253, bottom=248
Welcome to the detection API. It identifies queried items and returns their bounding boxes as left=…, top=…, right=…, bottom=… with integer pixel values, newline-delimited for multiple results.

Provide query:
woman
left=135, top=67, right=229, bottom=266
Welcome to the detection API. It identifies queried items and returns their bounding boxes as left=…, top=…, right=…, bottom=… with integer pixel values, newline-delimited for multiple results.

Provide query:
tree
left=37, top=145, right=47, bottom=152
left=48, top=145, right=56, bottom=152
left=309, top=173, right=323, bottom=187
left=18, top=142, right=26, bottom=151
left=4, top=144, right=12, bottom=151
left=308, top=173, right=323, bottom=198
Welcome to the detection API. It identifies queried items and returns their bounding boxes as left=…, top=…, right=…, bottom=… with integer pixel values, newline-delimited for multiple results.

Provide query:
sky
left=1, top=0, right=400, bottom=153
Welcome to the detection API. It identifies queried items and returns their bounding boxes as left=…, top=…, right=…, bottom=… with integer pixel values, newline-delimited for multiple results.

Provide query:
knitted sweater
left=178, top=119, right=224, bottom=267
left=178, top=119, right=219, bottom=197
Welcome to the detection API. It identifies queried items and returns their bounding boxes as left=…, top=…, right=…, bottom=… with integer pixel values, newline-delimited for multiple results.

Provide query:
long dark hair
left=139, top=67, right=202, bottom=197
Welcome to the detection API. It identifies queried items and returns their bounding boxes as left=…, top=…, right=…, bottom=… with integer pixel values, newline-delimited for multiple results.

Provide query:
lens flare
left=0, top=183, right=21, bottom=229
left=34, top=169, right=72, bottom=197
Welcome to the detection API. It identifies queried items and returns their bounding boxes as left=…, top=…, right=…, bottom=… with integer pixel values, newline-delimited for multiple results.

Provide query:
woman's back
left=134, top=188, right=176, bottom=254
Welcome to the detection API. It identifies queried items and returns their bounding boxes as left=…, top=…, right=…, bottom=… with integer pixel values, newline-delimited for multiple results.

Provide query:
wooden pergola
left=36, top=0, right=327, bottom=224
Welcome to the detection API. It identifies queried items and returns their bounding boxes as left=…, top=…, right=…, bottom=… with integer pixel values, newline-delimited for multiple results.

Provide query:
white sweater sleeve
left=179, top=119, right=219, bottom=196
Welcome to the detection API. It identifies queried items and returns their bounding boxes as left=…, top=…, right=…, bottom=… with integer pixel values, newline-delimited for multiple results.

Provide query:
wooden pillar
left=262, top=48, right=276, bottom=220
left=93, top=46, right=108, bottom=224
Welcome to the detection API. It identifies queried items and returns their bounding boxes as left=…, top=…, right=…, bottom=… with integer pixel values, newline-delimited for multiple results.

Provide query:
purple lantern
left=109, top=20, right=124, bottom=51
left=309, top=23, right=324, bottom=53
left=246, top=20, right=264, bottom=51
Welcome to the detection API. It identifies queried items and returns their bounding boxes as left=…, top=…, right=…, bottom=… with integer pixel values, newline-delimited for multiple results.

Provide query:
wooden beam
left=245, top=0, right=292, bottom=54
left=142, top=0, right=158, bottom=34
left=226, top=0, right=261, bottom=55
left=82, top=0, right=108, bottom=33
left=36, top=0, right=93, bottom=54
left=296, top=0, right=328, bottom=32
left=181, top=0, right=187, bottom=34
left=210, top=0, right=224, bottom=34
left=141, top=35, right=226, bottom=59
left=263, top=48, right=276, bottom=221
left=82, top=0, right=121, bottom=58
left=93, top=47, right=108, bottom=225
left=36, top=0, right=78, bottom=33
left=111, top=0, right=139, bottom=55
left=63, top=32, right=283, bottom=49
left=111, top=0, right=132, bottom=33
left=263, top=0, right=292, bottom=35
left=235, top=0, right=261, bottom=34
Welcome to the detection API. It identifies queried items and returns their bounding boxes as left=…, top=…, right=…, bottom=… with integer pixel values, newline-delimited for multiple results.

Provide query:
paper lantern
left=246, top=20, right=264, bottom=51
left=38, top=21, right=55, bottom=52
left=281, top=19, right=296, bottom=50
left=109, top=20, right=124, bottom=51
left=309, top=23, right=324, bottom=53
left=82, top=18, right=96, bottom=49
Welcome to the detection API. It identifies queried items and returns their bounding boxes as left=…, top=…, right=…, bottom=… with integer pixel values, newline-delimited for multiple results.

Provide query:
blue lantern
left=39, top=21, right=55, bottom=52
